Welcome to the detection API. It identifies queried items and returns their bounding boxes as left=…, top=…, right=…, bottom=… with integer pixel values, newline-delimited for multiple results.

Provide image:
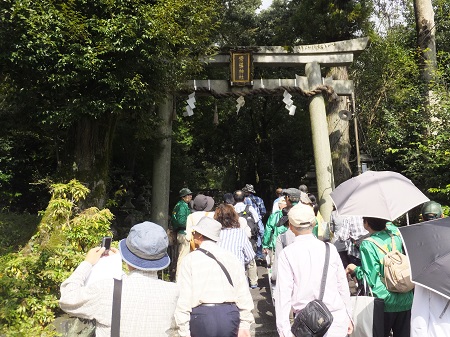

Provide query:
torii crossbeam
left=151, top=37, right=369, bottom=228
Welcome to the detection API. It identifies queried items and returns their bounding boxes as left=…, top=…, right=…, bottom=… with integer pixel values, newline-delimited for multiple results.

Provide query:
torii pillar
left=306, top=62, right=334, bottom=222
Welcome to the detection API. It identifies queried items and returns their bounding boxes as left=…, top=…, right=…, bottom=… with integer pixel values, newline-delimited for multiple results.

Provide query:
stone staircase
left=250, top=265, right=278, bottom=336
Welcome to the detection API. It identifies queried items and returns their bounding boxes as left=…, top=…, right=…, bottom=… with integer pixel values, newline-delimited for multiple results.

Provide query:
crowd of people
left=59, top=184, right=449, bottom=337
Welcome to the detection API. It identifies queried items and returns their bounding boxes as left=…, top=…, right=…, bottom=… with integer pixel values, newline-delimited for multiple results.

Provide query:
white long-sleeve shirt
left=60, top=261, right=179, bottom=337
left=275, top=234, right=352, bottom=337
left=411, top=285, right=450, bottom=337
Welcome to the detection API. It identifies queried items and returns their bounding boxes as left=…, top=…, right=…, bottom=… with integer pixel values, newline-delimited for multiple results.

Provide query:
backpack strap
left=244, top=205, right=250, bottom=215
left=366, top=233, right=399, bottom=253
left=388, top=233, right=398, bottom=252
left=365, top=237, right=389, bottom=255
left=280, top=232, right=287, bottom=249
left=319, top=243, right=330, bottom=301
left=364, top=237, right=388, bottom=279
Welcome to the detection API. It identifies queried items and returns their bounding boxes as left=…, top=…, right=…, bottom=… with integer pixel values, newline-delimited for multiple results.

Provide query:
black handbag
left=291, top=243, right=333, bottom=337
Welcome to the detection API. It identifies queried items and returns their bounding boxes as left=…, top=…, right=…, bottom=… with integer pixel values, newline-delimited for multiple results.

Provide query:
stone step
left=250, top=266, right=278, bottom=336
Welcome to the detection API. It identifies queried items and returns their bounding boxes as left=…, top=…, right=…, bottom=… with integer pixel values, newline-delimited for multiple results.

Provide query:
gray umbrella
left=330, top=171, right=429, bottom=221
left=399, top=216, right=450, bottom=300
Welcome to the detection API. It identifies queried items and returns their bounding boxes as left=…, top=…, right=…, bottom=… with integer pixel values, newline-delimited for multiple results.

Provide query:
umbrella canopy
left=399, top=217, right=450, bottom=300
left=330, top=171, right=429, bottom=221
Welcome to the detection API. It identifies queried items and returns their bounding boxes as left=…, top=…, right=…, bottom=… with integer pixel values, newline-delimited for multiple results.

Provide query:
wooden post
left=352, top=92, right=362, bottom=175
left=306, top=62, right=334, bottom=223
left=151, top=95, right=173, bottom=229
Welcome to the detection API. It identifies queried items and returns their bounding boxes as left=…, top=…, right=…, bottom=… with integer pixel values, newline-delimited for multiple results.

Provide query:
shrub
left=0, top=180, right=114, bottom=336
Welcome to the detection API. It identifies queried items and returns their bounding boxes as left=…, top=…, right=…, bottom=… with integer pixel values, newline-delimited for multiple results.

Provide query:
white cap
left=288, top=203, right=316, bottom=227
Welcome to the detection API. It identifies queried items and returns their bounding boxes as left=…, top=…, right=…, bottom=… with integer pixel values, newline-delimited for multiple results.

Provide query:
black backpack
left=238, top=205, right=258, bottom=240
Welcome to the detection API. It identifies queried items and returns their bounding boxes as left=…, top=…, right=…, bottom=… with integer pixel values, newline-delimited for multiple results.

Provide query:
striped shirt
left=218, top=228, right=255, bottom=266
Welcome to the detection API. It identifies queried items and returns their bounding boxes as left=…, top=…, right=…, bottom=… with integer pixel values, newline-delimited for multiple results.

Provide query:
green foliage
left=353, top=18, right=450, bottom=208
left=0, top=180, right=114, bottom=336
left=0, top=0, right=221, bottom=211
left=0, top=213, right=40, bottom=255
left=401, top=93, right=450, bottom=205
left=1, top=0, right=450, bottom=230
left=442, top=205, right=450, bottom=218
left=435, top=0, right=450, bottom=54
left=256, top=0, right=372, bottom=45
left=0, top=0, right=221, bottom=122
left=353, top=29, right=421, bottom=166
left=216, top=0, right=262, bottom=45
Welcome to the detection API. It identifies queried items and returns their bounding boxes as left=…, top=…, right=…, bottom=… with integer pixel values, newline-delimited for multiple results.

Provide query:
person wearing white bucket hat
left=175, top=216, right=255, bottom=337
left=60, top=222, right=179, bottom=337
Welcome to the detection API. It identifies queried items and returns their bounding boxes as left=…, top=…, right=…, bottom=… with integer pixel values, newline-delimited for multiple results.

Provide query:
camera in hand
left=101, top=236, right=112, bottom=252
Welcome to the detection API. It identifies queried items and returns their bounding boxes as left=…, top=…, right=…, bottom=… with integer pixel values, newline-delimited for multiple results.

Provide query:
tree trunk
left=414, top=0, right=438, bottom=135
left=151, top=96, right=173, bottom=229
left=414, top=0, right=437, bottom=86
left=326, top=66, right=352, bottom=186
left=72, top=114, right=117, bottom=209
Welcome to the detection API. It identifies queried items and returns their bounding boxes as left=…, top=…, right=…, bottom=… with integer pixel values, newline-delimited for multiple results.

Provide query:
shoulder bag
left=291, top=242, right=333, bottom=337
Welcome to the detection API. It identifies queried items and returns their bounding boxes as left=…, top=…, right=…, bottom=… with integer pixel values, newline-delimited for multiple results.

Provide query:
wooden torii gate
left=151, top=37, right=369, bottom=228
